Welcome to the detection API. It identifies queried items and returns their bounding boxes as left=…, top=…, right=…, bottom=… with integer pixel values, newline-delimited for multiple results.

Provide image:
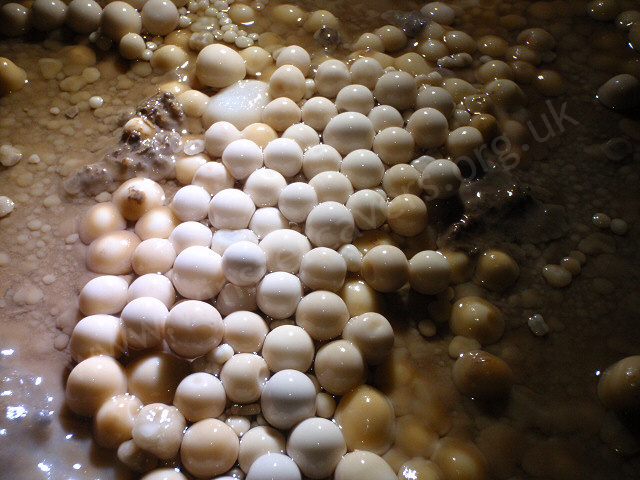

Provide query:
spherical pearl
left=66, top=0, right=102, bottom=34
left=127, top=273, right=175, bottom=308
left=406, top=107, right=449, bottom=149
left=243, top=122, right=278, bottom=149
left=299, top=247, right=346, bottom=292
left=1, top=3, right=30, bottom=37
left=240, top=46, right=272, bottom=76
left=243, top=168, right=286, bottom=208
left=177, top=90, right=209, bottom=119
left=94, top=394, right=142, bottom=449
left=249, top=207, right=289, bottom=239
left=263, top=138, right=303, bottom=177
left=66, top=356, right=127, bottom=417
left=333, top=385, right=395, bottom=454
left=209, top=188, right=256, bottom=229
left=282, top=123, right=320, bottom=151
left=260, top=370, right=316, bottom=430
left=216, top=283, right=258, bottom=316
left=174, top=372, right=226, bottom=422
left=446, top=126, right=484, bottom=159
left=305, top=201, right=355, bottom=249
left=342, top=312, right=393, bottom=365
left=211, top=229, right=258, bottom=255
left=416, top=86, right=455, bottom=118
left=30, top=0, right=67, bottom=31
left=309, top=171, right=353, bottom=204
left=382, top=164, right=421, bottom=198
left=181, top=419, right=239, bottom=478
left=420, top=159, right=462, bottom=200
left=168, top=221, right=212, bottom=254
left=126, top=351, right=189, bottom=405
left=300, top=97, right=338, bottom=131
left=205, top=121, right=242, bottom=158
left=132, top=238, right=175, bottom=275
left=141, top=0, right=178, bottom=36
left=196, top=43, right=246, bottom=89
left=169, top=185, right=210, bottom=222
left=247, top=453, right=302, bottom=480
left=361, top=245, right=409, bottom=292
left=302, top=144, right=342, bottom=179
left=295, top=290, right=349, bottom=341
left=373, top=127, right=415, bottom=166
left=86, top=231, right=141, bottom=275
left=276, top=45, right=311, bottom=75
left=334, top=451, right=396, bottom=480
left=79, top=275, right=129, bottom=316
left=239, top=426, right=286, bottom=473
left=119, top=32, right=146, bottom=60
left=369, top=105, right=404, bottom=133
left=166, top=300, right=223, bottom=358
left=172, top=246, right=224, bottom=300
left=323, top=112, right=375, bottom=155
left=132, top=403, right=185, bottom=460
left=258, top=229, right=311, bottom=273
left=475, top=249, right=519, bottom=292
left=338, top=244, right=363, bottom=273
left=101, top=1, right=141, bottom=41
left=286, top=417, right=346, bottom=478
left=221, top=241, right=267, bottom=287
left=340, top=149, right=384, bottom=190
left=134, top=207, right=180, bottom=241
left=408, top=250, right=450, bottom=295
left=269, top=65, right=306, bottom=102
left=69, top=314, right=124, bottom=363
left=339, top=278, right=380, bottom=317
left=262, top=98, right=301, bottom=132
left=221, top=139, right=263, bottom=180
left=373, top=71, right=417, bottom=110
left=222, top=311, right=268, bottom=354
left=450, top=296, right=504, bottom=345
left=278, top=182, right=318, bottom=224
left=346, top=189, right=387, bottom=231
left=314, top=340, right=367, bottom=395
left=120, top=296, right=167, bottom=350
left=335, top=84, right=375, bottom=115
left=220, top=353, right=269, bottom=403
left=113, top=178, right=166, bottom=221
left=256, top=272, right=303, bottom=319
left=192, top=161, right=235, bottom=196
left=387, top=193, right=427, bottom=237
left=349, top=57, right=384, bottom=90
left=262, top=325, right=314, bottom=373
left=315, top=59, right=350, bottom=98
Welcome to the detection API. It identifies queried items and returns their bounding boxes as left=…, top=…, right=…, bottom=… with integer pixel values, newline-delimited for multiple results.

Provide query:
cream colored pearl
left=66, top=356, right=127, bottom=417
left=314, top=340, right=367, bottom=395
left=181, top=419, right=239, bottom=478
left=86, top=230, right=141, bottom=275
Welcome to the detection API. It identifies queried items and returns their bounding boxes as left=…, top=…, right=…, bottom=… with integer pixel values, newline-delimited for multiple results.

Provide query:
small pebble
left=0, top=196, right=15, bottom=217
left=89, top=96, right=104, bottom=109
left=527, top=313, right=549, bottom=336
left=592, top=213, right=611, bottom=229
left=610, top=218, right=628, bottom=235
left=542, top=264, right=572, bottom=288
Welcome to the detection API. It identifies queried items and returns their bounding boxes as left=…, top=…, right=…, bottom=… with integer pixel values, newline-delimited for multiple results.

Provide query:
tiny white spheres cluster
left=64, top=38, right=481, bottom=480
